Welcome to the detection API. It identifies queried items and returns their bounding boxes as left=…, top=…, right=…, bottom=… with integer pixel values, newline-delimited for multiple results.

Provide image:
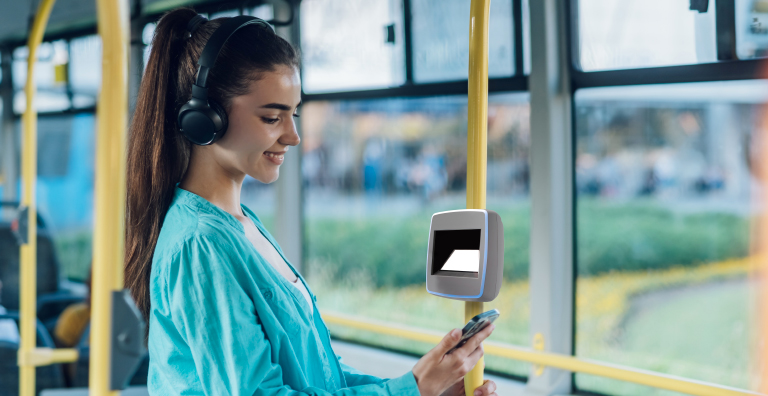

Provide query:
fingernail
left=451, top=329, right=460, bottom=338
left=474, top=390, right=481, bottom=396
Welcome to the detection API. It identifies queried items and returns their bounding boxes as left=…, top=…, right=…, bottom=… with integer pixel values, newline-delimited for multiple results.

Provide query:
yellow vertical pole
left=18, top=1, right=56, bottom=395
left=89, top=0, right=129, bottom=394
left=465, top=0, right=490, bottom=395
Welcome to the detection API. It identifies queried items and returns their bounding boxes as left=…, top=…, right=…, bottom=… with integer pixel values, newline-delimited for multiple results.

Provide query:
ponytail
left=124, top=7, right=299, bottom=325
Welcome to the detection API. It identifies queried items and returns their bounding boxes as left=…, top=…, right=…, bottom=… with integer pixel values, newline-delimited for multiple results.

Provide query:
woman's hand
left=411, top=323, right=496, bottom=396
left=440, top=379, right=497, bottom=396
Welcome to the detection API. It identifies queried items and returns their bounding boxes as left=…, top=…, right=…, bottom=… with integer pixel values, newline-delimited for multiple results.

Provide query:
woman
left=124, top=7, right=497, bottom=396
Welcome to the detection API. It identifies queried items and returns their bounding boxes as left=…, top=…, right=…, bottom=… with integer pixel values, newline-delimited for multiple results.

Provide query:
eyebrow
left=261, top=101, right=302, bottom=111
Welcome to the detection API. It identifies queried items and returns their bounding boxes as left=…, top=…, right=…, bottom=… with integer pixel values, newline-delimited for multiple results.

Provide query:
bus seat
left=0, top=313, right=66, bottom=395
left=0, top=222, right=61, bottom=311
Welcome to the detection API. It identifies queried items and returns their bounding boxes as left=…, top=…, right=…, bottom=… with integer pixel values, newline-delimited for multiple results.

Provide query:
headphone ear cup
left=178, top=100, right=217, bottom=145
left=208, top=99, right=229, bottom=142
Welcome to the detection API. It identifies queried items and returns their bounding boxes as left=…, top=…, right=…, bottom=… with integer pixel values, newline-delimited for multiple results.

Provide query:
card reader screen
left=432, top=229, right=481, bottom=278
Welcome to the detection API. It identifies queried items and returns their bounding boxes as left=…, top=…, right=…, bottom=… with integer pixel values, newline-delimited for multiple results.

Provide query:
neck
left=179, top=147, right=246, bottom=219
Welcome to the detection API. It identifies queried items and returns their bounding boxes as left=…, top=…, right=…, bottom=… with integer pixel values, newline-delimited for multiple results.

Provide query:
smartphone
left=446, top=308, right=500, bottom=355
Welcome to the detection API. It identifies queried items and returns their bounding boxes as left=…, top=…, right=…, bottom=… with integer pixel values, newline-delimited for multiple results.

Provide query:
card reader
left=426, top=209, right=504, bottom=302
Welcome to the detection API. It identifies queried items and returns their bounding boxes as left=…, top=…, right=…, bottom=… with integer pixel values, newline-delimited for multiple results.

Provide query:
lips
left=264, top=151, right=286, bottom=164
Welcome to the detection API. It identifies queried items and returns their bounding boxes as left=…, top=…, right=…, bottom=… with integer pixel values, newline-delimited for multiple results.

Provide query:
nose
left=279, top=118, right=301, bottom=147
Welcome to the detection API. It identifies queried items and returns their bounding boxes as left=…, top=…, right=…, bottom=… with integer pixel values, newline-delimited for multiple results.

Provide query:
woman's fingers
left=472, top=379, right=497, bottom=396
left=475, top=323, right=495, bottom=343
left=457, top=323, right=495, bottom=358
left=439, top=378, right=464, bottom=396
left=461, top=344, right=484, bottom=374
left=469, top=344, right=484, bottom=362
left=433, top=328, right=462, bottom=358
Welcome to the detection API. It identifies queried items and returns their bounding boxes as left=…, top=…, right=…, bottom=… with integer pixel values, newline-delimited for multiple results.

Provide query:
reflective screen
left=432, top=229, right=481, bottom=277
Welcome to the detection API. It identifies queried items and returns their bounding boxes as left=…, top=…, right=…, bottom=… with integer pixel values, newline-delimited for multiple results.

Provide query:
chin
left=252, top=171, right=280, bottom=184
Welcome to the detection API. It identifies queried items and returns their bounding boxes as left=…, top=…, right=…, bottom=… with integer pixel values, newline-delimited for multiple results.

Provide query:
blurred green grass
left=575, top=271, right=757, bottom=395
left=305, top=199, right=749, bottom=287
left=304, top=198, right=754, bottom=386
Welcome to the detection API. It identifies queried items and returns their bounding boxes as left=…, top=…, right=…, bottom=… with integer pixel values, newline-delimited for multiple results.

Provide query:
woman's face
left=211, top=65, right=302, bottom=184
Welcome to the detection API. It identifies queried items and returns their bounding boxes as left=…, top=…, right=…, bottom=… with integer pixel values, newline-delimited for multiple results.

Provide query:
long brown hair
left=125, top=7, right=299, bottom=324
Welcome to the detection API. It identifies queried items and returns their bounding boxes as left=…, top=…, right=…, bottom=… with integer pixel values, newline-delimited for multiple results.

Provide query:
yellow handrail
left=89, top=0, right=130, bottom=394
left=465, top=0, right=491, bottom=394
left=320, top=312, right=762, bottom=396
left=18, top=0, right=80, bottom=395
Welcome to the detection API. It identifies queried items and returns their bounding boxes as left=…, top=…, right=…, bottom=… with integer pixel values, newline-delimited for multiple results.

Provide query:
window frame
left=300, top=0, right=529, bottom=102
left=565, top=0, right=764, bottom=395
left=567, top=0, right=762, bottom=89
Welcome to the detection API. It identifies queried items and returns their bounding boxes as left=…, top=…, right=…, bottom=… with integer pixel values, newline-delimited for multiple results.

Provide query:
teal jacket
left=147, top=187, right=421, bottom=395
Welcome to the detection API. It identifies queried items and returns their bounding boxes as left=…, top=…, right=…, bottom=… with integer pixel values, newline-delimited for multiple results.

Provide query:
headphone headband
left=192, top=15, right=274, bottom=98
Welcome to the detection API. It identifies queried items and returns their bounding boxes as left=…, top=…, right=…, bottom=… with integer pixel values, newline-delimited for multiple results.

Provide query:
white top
left=289, top=278, right=313, bottom=317
left=0, top=305, right=20, bottom=344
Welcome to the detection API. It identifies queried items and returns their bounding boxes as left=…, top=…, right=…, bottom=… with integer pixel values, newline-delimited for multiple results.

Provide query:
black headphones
left=177, top=14, right=275, bottom=145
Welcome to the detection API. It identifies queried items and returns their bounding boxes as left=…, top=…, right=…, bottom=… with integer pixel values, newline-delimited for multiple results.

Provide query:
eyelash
left=262, top=114, right=300, bottom=125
